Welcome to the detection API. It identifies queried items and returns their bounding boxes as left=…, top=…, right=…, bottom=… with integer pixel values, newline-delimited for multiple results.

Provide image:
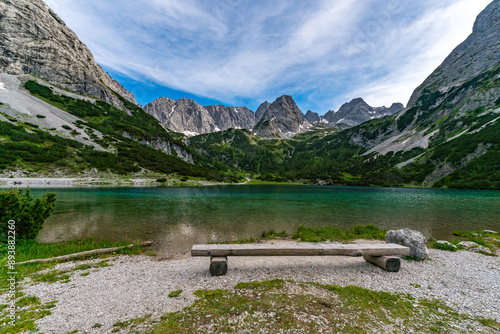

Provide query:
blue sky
left=45, top=0, right=491, bottom=114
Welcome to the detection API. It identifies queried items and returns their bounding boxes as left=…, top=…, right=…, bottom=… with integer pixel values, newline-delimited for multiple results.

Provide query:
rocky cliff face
left=407, top=0, right=500, bottom=110
left=322, top=98, right=403, bottom=127
left=144, top=97, right=219, bottom=136
left=0, top=0, right=137, bottom=109
left=204, top=105, right=256, bottom=131
left=304, top=110, right=320, bottom=123
left=144, top=97, right=257, bottom=136
left=253, top=95, right=310, bottom=138
left=255, top=101, right=271, bottom=122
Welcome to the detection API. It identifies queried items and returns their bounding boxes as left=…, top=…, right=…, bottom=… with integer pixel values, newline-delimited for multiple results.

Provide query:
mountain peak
left=0, top=0, right=137, bottom=109
left=407, top=0, right=500, bottom=109
left=304, top=110, right=320, bottom=123
left=253, top=95, right=309, bottom=138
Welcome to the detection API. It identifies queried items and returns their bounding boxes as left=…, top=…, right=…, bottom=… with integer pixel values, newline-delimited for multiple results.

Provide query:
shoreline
left=13, top=248, right=500, bottom=333
left=1, top=177, right=497, bottom=191
left=0, top=177, right=226, bottom=188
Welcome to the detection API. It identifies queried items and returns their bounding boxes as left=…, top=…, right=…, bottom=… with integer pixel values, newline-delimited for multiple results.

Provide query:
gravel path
left=20, top=248, right=500, bottom=333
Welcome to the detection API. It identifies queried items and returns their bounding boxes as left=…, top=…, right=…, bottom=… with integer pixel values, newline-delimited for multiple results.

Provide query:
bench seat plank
left=192, top=243, right=410, bottom=257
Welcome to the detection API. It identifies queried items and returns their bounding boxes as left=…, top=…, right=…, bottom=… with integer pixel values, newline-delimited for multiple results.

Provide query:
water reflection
left=25, top=185, right=500, bottom=257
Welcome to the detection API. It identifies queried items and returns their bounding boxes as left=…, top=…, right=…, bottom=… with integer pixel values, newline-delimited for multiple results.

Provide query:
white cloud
left=344, top=0, right=492, bottom=109
left=43, top=0, right=492, bottom=112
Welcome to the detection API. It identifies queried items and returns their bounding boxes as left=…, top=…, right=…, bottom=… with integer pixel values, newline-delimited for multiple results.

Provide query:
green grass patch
left=432, top=241, right=460, bottom=252
left=260, top=229, right=288, bottom=239
left=16, top=295, right=41, bottom=308
left=168, top=290, right=183, bottom=298
left=148, top=280, right=483, bottom=333
left=477, top=317, right=500, bottom=330
left=450, top=230, right=498, bottom=255
left=32, top=269, right=71, bottom=284
left=0, top=239, right=143, bottom=291
left=292, top=225, right=386, bottom=242
left=112, top=314, right=152, bottom=332
left=0, top=298, right=56, bottom=334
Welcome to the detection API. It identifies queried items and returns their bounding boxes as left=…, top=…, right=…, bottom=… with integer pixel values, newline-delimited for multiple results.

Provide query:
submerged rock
left=385, top=229, right=428, bottom=260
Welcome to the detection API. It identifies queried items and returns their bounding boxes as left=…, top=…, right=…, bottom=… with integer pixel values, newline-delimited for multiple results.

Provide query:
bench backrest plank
left=192, top=243, right=410, bottom=257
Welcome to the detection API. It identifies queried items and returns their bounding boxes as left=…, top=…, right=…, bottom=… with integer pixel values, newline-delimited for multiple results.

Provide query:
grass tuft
left=168, top=290, right=183, bottom=298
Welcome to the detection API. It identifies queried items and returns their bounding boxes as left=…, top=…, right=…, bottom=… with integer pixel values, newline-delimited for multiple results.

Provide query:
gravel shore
left=20, top=248, right=500, bottom=333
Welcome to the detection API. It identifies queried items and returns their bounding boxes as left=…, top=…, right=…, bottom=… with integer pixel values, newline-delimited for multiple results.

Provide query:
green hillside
left=0, top=81, right=232, bottom=181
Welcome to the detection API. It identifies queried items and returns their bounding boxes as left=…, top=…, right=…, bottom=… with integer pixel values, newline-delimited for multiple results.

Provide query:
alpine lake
left=25, top=185, right=500, bottom=257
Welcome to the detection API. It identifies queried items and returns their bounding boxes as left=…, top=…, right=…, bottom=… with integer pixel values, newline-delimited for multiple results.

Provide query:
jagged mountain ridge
left=322, top=98, right=404, bottom=127
left=144, top=97, right=220, bottom=136
left=0, top=0, right=137, bottom=109
left=204, top=105, right=255, bottom=132
left=144, top=97, right=256, bottom=136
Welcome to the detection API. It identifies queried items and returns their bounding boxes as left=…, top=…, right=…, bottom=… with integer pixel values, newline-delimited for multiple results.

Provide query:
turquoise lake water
left=30, top=185, right=500, bottom=256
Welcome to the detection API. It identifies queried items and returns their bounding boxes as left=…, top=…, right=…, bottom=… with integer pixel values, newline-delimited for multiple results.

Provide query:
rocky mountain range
left=144, top=97, right=256, bottom=136
left=317, top=99, right=404, bottom=127
left=145, top=93, right=403, bottom=137
left=0, top=0, right=137, bottom=109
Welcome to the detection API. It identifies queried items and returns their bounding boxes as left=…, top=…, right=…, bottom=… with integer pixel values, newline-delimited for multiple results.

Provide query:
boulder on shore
left=385, top=229, right=428, bottom=260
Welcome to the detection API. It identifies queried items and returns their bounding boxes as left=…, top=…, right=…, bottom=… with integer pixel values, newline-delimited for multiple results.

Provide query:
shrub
left=0, top=188, right=57, bottom=240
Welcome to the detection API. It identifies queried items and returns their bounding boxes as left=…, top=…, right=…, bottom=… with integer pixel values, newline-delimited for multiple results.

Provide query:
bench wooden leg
left=210, top=256, right=228, bottom=276
left=363, top=255, right=400, bottom=272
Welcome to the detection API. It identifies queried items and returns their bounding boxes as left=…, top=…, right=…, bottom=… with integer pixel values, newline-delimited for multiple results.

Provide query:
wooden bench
left=191, top=243, right=410, bottom=276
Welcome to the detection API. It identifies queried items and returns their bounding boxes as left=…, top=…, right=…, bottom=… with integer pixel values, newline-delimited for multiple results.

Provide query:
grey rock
left=204, top=105, right=256, bottom=131
left=457, top=241, right=492, bottom=254
left=144, top=97, right=219, bottom=136
left=144, top=97, right=257, bottom=136
left=255, top=101, right=271, bottom=122
left=385, top=229, right=428, bottom=260
left=0, top=0, right=137, bottom=109
left=482, top=230, right=498, bottom=234
left=304, top=110, right=320, bottom=123
left=253, top=95, right=310, bottom=138
left=322, top=98, right=403, bottom=128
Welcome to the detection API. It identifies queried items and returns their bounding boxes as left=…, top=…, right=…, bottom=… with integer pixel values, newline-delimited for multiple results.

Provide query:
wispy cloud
left=44, top=0, right=491, bottom=113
